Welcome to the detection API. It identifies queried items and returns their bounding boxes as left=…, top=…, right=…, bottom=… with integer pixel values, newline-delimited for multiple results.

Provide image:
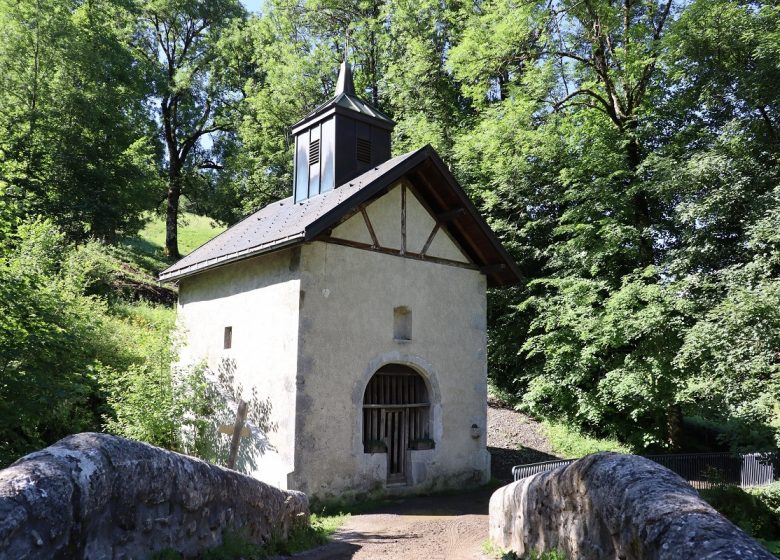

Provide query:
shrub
left=701, top=483, right=780, bottom=544
left=543, top=421, right=631, bottom=458
left=0, top=223, right=109, bottom=464
left=0, top=219, right=176, bottom=466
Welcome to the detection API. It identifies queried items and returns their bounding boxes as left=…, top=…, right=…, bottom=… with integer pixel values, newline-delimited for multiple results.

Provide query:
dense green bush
left=0, top=217, right=276, bottom=470
left=0, top=219, right=184, bottom=466
left=0, top=219, right=115, bottom=464
left=99, top=301, right=277, bottom=472
left=701, top=483, right=780, bottom=555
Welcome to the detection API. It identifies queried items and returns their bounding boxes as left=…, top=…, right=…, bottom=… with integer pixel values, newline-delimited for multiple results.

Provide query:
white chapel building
left=160, top=61, right=521, bottom=500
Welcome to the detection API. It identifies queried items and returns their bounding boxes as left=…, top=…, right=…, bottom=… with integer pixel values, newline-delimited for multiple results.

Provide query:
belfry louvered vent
left=309, top=139, right=320, bottom=166
left=357, top=138, right=372, bottom=163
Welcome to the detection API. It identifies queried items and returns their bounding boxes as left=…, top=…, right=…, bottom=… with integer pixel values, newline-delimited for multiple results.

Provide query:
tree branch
left=553, top=88, right=614, bottom=117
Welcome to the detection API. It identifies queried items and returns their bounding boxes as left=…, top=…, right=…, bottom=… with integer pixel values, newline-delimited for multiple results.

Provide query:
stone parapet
left=0, top=433, right=309, bottom=559
left=489, top=452, right=773, bottom=559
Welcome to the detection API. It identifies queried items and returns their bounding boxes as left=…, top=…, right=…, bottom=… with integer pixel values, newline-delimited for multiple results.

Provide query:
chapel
left=160, top=60, right=521, bottom=499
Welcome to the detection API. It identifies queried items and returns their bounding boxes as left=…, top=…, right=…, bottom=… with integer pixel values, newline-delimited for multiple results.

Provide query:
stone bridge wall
left=489, top=452, right=774, bottom=560
left=0, top=433, right=309, bottom=560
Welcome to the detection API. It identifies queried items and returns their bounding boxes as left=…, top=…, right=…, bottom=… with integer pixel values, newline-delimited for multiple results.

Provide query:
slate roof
left=297, top=91, right=394, bottom=128
left=159, top=150, right=420, bottom=281
left=159, top=145, right=523, bottom=286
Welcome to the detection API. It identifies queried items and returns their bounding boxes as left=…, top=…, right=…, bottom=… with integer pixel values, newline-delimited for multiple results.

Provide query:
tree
left=135, top=0, right=245, bottom=258
left=0, top=0, right=159, bottom=240
left=448, top=0, right=780, bottom=450
left=381, top=0, right=466, bottom=157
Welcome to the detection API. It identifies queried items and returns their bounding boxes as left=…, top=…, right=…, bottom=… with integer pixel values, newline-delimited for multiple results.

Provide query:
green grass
left=482, top=541, right=568, bottom=560
left=152, top=513, right=349, bottom=560
left=543, top=421, right=631, bottom=459
left=114, top=211, right=225, bottom=281
left=135, top=212, right=225, bottom=256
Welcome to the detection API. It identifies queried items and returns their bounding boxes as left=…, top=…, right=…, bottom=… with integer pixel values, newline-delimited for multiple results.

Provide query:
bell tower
left=291, top=60, right=395, bottom=203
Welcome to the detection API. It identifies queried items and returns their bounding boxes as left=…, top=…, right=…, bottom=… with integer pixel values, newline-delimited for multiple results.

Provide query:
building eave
left=291, top=103, right=395, bottom=135
left=158, top=234, right=305, bottom=283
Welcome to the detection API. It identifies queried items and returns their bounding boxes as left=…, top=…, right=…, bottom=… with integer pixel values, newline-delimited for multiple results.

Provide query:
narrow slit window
left=393, top=307, right=412, bottom=341
left=224, top=326, right=232, bottom=349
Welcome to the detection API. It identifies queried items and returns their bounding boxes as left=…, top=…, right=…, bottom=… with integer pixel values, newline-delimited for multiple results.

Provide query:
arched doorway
left=363, top=364, right=432, bottom=484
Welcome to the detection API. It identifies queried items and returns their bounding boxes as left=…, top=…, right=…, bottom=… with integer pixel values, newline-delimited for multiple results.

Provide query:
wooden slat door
left=384, top=409, right=407, bottom=483
left=363, top=365, right=431, bottom=485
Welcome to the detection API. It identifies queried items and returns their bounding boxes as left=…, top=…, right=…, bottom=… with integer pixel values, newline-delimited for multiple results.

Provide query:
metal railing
left=512, top=452, right=778, bottom=489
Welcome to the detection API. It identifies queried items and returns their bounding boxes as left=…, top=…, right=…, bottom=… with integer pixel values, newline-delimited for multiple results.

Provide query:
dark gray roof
left=298, top=91, right=394, bottom=127
left=160, top=145, right=523, bottom=286
left=159, top=150, right=421, bottom=281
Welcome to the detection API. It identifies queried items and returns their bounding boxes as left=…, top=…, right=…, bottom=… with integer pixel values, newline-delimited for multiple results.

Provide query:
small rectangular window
left=393, top=307, right=412, bottom=341
left=224, top=326, right=232, bottom=349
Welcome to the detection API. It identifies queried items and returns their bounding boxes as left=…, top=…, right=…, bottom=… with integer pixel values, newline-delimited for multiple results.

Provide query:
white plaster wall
left=332, top=210, right=373, bottom=245
left=404, top=189, right=437, bottom=253
left=365, top=184, right=402, bottom=249
left=176, top=250, right=301, bottom=489
left=292, top=240, right=489, bottom=500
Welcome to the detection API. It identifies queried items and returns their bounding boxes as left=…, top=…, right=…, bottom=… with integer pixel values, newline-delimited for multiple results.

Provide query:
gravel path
left=290, top=403, right=557, bottom=559
left=325, top=489, right=492, bottom=560
left=487, top=400, right=559, bottom=483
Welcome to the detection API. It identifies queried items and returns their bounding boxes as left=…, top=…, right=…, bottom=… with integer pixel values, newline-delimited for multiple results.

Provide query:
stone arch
left=351, top=352, right=443, bottom=465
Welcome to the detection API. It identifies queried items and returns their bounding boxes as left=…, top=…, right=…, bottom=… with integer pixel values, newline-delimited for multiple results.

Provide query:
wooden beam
left=360, top=206, right=379, bottom=248
left=401, top=183, right=407, bottom=255
left=420, top=223, right=440, bottom=256
left=324, top=236, right=478, bottom=271
left=480, top=263, right=506, bottom=275
left=436, top=208, right=466, bottom=222
left=411, top=168, right=489, bottom=263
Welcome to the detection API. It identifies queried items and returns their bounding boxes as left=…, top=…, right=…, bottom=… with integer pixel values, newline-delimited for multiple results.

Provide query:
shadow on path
left=286, top=487, right=494, bottom=559
left=489, top=445, right=559, bottom=484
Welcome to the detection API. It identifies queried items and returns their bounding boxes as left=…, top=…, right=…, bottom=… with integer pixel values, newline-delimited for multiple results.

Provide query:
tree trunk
left=165, top=169, right=181, bottom=259
left=666, top=404, right=684, bottom=450
left=626, top=132, right=654, bottom=267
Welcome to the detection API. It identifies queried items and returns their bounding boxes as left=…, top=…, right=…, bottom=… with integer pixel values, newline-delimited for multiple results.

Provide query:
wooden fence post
left=226, top=400, right=248, bottom=470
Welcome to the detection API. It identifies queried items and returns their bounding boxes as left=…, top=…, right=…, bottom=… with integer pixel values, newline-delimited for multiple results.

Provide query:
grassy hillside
left=136, top=212, right=226, bottom=257
left=115, top=212, right=225, bottom=281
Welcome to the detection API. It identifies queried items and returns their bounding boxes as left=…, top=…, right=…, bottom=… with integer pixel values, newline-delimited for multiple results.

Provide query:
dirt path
left=290, top=404, right=555, bottom=559
left=293, top=489, right=492, bottom=560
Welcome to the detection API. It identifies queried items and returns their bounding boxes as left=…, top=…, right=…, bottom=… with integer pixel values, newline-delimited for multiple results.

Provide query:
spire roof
left=291, top=59, right=395, bottom=134
left=335, top=60, right=356, bottom=96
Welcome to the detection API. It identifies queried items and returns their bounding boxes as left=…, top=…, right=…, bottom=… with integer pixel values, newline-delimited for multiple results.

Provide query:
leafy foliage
left=0, top=217, right=271, bottom=470
left=0, top=219, right=118, bottom=464
left=701, top=482, right=780, bottom=554
left=446, top=0, right=780, bottom=450
left=0, top=0, right=159, bottom=240
left=2, top=0, right=780, bottom=464
left=104, top=356, right=277, bottom=473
